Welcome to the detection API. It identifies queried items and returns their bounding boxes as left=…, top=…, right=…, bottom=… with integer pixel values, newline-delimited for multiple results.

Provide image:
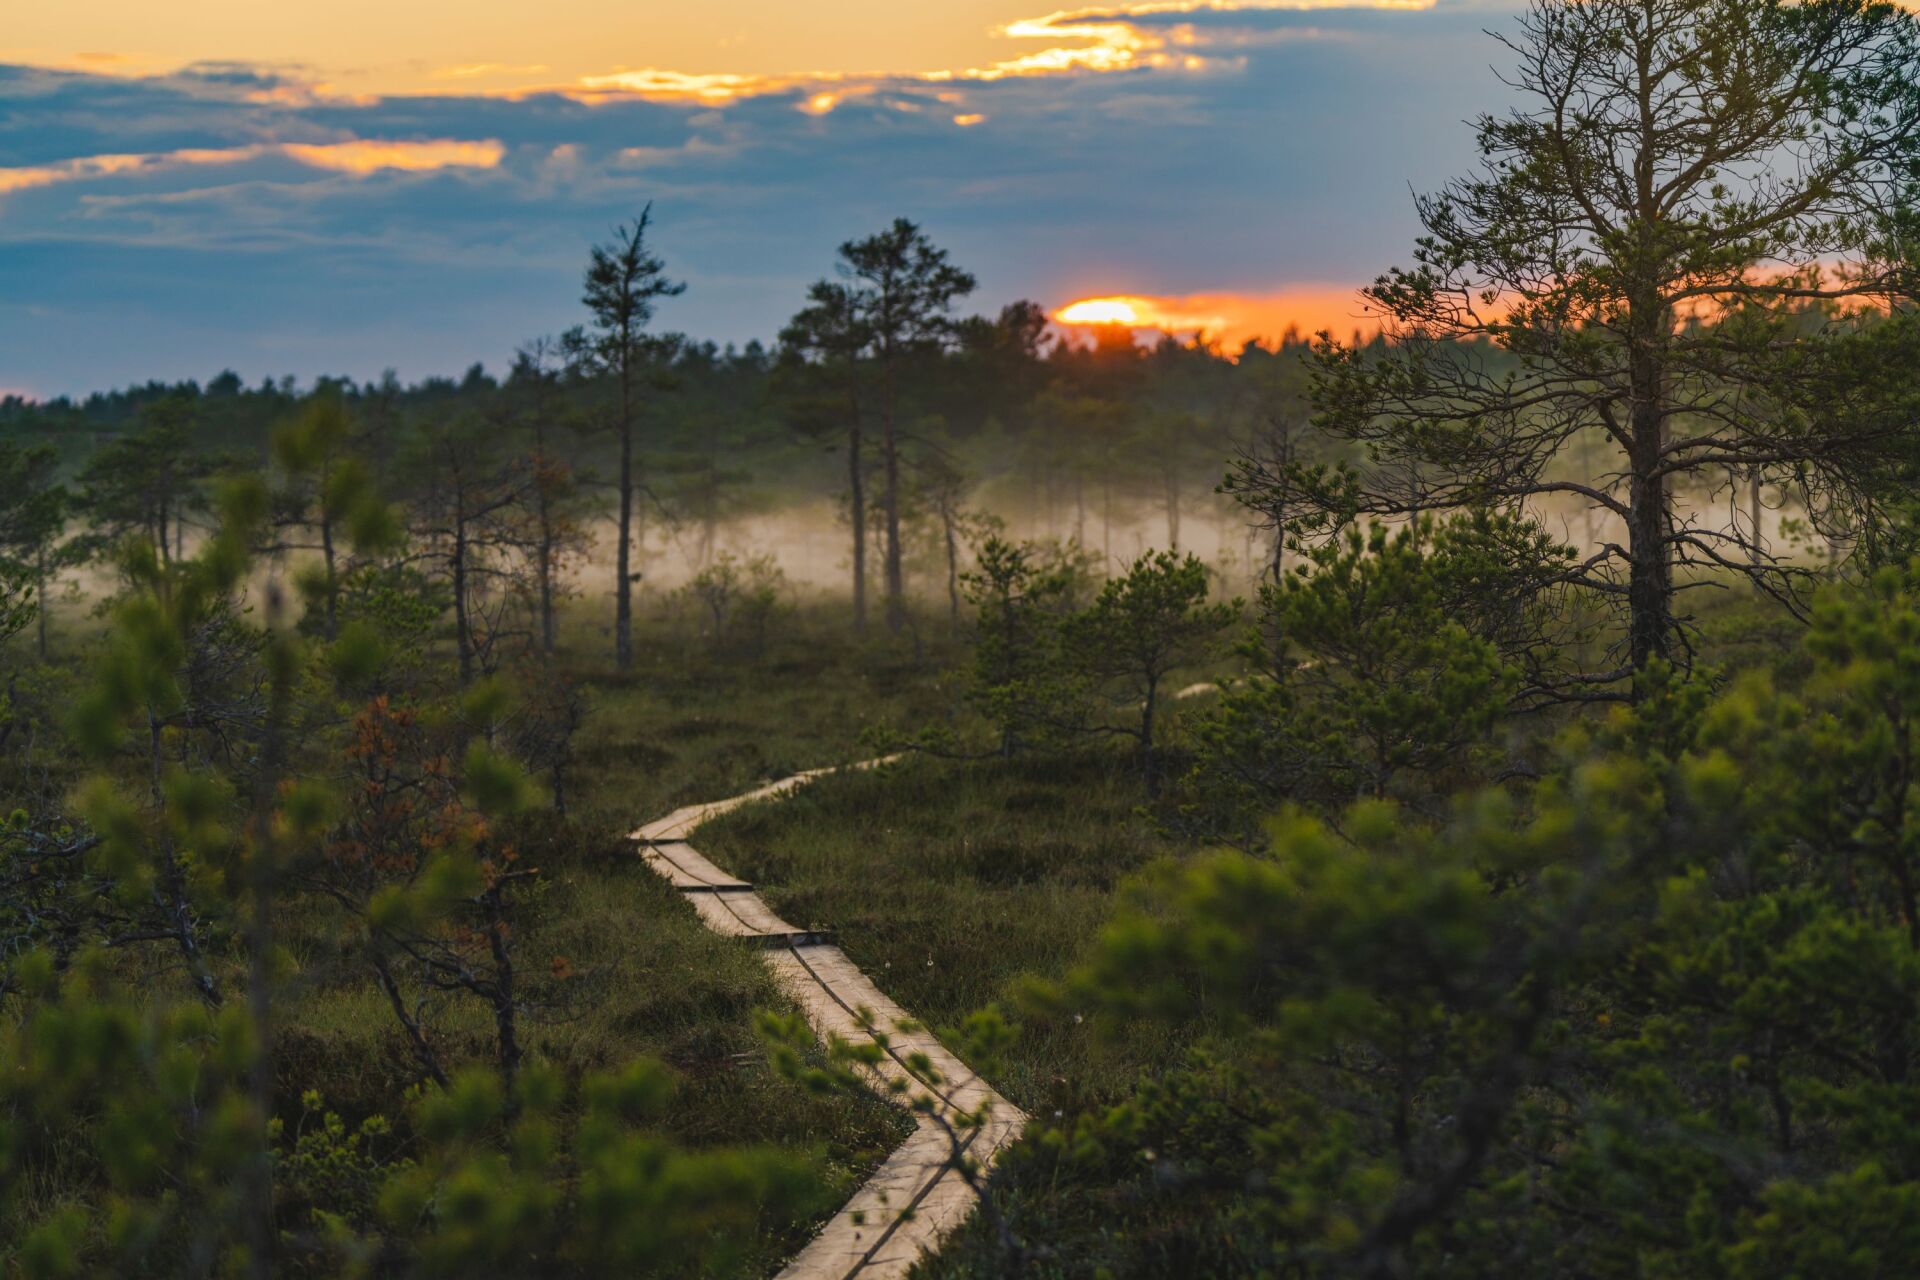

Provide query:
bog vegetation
left=7, top=0, right=1920, bottom=1275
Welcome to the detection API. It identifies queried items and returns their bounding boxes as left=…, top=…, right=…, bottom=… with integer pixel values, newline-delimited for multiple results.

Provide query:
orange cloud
left=281, top=138, right=506, bottom=173
left=1054, top=287, right=1383, bottom=349
left=0, top=148, right=250, bottom=195
left=0, top=139, right=505, bottom=195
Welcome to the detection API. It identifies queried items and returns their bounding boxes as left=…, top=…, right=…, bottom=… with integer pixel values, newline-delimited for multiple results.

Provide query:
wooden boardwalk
left=631, top=759, right=1025, bottom=1280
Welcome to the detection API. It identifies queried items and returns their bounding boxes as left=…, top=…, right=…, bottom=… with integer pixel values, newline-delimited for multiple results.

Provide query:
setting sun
left=1055, top=297, right=1148, bottom=326
left=1053, top=287, right=1378, bottom=350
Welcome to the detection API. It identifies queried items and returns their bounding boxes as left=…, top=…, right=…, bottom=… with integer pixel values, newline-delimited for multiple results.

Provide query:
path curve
left=631, top=760, right=1026, bottom=1280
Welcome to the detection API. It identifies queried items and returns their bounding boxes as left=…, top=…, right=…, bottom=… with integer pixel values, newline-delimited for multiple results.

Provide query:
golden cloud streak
left=432, top=62, right=550, bottom=79
left=281, top=138, right=506, bottom=173
left=7, top=0, right=1442, bottom=115
left=0, top=148, right=249, bottom=195
left=0, top=138, right=505, bottom=195
left=574, top=68, right=793, bottom=102
left=970, top=0, right=1436, bottom=79
left=544, top=0, right=1436, bottom=108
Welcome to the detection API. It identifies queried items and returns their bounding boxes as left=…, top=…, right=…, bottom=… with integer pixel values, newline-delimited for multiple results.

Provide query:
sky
left=0, top=1, right=1524, bottom=398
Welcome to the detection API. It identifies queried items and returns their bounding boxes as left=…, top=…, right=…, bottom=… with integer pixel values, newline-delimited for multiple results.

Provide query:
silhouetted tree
left=506, top=338, right=591, bottom=653
left=401, top=415, right=532, bottom=685
left=75, top=398, right=227, bottom=570
left=1067, top=550, right=1237, bottom=792
left=266, top=389, right=396, bottom=640
left=1254, top=0, right=1920, bottom=687
left=566, top=207, right=684, bottom=669
left=837, top=220, right=976, bottom=633
left=780, top=282, right=873, bottom=631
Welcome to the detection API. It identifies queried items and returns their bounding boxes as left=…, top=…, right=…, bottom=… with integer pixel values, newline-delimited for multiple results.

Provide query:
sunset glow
left=2, top=1, right=1442, bottom=105
left=1057, top=297, right=1163, bottom=326
left=1053, top=287, right=1382, bottom=349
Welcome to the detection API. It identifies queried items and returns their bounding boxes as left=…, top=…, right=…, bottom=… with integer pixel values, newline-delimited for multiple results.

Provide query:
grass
left=697, top=744, right=1211, bottom=1116
left=559, top=594, right=963, bottom=829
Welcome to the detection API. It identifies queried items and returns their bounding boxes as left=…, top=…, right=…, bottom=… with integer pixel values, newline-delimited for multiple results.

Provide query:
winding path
left=631, top=762, right=1026, bottom=1280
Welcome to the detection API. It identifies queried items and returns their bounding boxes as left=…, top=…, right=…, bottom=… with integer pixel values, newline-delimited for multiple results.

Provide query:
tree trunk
left=944, top=507, right=960, bottom=626
left=320, top=513, right=339, bottom=641
left=1626, top=313, right=1671, bottom=673
left=1103, top=478, right=1112, bottom=567
left=1000, top=590, right=1018, bottom=758
left=151, top=710, right=219, bottom=1006
left=849, top=414, right=867, bottom=634
left=1625, top=29, right=1672, bottom=677
left=1140, top=671, right=1159, bottom=796
left=35, top=543, right=48, bottom=660
left=538, top=512, right=556, bottom=654
left=374, top=949, right=447, bottom=1087
left=485, top=892, right=521, bottom=1093
left=453, top=518, right=474, bottom=686
left=701, top=455, right=718, bottom=569
left=615, top=357, right=635, bottom=669
left=882, top=352, right=905, bottom=633
left=245, top=586, right=292, bottom=1280
left=531, top=393, right=560, bottom=654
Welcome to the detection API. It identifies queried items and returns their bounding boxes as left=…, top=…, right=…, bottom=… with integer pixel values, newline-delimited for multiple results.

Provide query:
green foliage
left=1065, top=549, right=1238, bottom=789
left=681, top=551, right=790, bottom=658
left=0, top=438, right=68, bottom=653
left=461, top=741, right=530, bottom=817
left=275, top=1092, right=407, bottom=1247
left=0, top=967, right=266, bottom=1276
left=372, top=1061, right=825, bottom=1277
left=959, top=536, right=1097, bottom=756
left=970, top=566, right=1920, bottom=1277
left=71, top=399, right=235, bottom=573
left=271, top=388, right=403, bottom=640
left=331, top=561, right=448, bottom=687
left=0, top=559, right=35, bottom=649
left=1184, top=514, right=1566, bottom=836
left=0, top=972, right=828, bottom=1278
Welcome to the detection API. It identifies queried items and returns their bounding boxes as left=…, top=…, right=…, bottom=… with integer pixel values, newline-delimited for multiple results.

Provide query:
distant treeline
left=0, top=261, right=1370, bottom=646
left=0, top=317, right=1348, bottom=520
